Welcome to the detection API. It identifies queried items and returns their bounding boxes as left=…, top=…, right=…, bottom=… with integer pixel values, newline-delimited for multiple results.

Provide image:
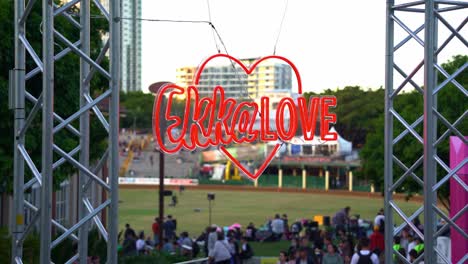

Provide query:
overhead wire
left=103, top=15, right=246, bottom=99
left=119, top=17, right=211, bottom=24
left=206, top=0, right=221, bottom=53
left=273, top=0, right=289, bottom=55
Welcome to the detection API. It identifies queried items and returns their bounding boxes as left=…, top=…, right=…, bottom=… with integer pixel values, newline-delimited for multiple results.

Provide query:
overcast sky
left=140, top=0, right=467, bottom=93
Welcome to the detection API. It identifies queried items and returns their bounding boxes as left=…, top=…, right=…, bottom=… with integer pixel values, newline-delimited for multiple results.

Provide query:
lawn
left=119, top=188, right=421, bottom=244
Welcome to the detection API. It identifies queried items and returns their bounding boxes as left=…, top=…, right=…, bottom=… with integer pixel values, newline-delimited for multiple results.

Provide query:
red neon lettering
left=320, top=97, right=337, bottom=140
left=276, top=97, right=297, bottom=141
left=298, top=97, right=320, bottom=140
left=214, top=96, right=236, bottom=145
left=230, top=102, right=259, bottom=143
left=154, top=88, right=337, bottom=150
left=153, top=85, right=186, bottom=154
left=260, top=97, right=277, bottom=141
left=152, top=53, right=337, bottom=180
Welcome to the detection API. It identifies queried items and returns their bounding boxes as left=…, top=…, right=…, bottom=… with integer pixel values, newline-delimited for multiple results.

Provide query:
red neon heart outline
left=193, top=54, right=303, bottom=180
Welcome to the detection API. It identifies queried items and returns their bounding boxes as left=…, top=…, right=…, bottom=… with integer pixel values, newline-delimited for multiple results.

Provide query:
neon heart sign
left=153, top=54, right=337, bottom=180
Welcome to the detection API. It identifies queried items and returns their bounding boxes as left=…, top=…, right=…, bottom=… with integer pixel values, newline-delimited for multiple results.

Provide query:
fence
left=199, top=175, right=372, bottom=192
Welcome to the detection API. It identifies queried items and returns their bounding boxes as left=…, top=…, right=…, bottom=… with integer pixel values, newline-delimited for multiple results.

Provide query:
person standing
left=278, top=251, right=288, bottom=264
left=288, top=238, right=300, bottom=258
left=392, top=236, right=403, bottom=262
left=202, top=226, right=211, bottom=256
left=300, top=237, right=315, bottom=259
left=228, top=235, right=240, bottom=264
left=239, top=237, right=254, bottom=264
left=322, top=244, right=344, bottom=264
left=209, top=232, right=233, bottom=264
left=169, top=215, right=177, bottom=233
left=332, top=207, right=350, bottom=233
left=124, top=223, right=136, bottom=239
left=413, top=238, right=424, bottom=256
left=171, top=195, right=178, bottom=207
left=152, top=217, right=160, bottom=246
left=399, top=229, right=410, bottom=254
left=122, top=230, right=137, bottom=257
left=350, top=237, right=379, bottom=264
left=207, top=225, right=218, bottom=255
left=163, top=216, right=176, bottom=240
left=295, top=247, right=315, bottom=264
left=369, top=225, right=384, bottom=256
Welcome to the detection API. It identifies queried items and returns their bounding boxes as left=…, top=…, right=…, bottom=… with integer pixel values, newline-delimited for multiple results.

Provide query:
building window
left=303, top=145, right=313, bottom=155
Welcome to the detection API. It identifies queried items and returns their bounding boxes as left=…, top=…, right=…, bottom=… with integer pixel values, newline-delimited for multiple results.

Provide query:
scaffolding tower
left=385, top=0, right=467, bottom=264
left=11, top=0, right=120, bottom=263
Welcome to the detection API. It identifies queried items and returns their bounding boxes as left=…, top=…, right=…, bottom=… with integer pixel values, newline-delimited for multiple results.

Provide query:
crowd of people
left=268, top=207, right=428, bottom=264
left=118, top=215, right=254, bottom=263
left=118, top=207, right=429, bottom=264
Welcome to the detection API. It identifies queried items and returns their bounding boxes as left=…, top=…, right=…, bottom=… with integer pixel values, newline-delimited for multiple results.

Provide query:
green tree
left=0, top=0, right=109, bottom=194
left=304, top=86, right=385, bottom=148
left=120, top=91, right=191, bottom=130
left=360, top=55, right=467, bottom=209
left=325, top=86, right=385, bottom=147
left=120, top=91, right=154, bottom=129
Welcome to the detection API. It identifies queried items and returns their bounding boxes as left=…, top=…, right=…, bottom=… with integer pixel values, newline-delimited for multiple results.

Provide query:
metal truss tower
left=11, top=0, right=120, bottom=263
left=385, top=0, right=467, bottom=264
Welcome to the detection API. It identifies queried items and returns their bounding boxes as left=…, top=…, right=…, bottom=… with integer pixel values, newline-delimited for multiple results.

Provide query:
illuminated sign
left=153, top=54, right=336, bottom=180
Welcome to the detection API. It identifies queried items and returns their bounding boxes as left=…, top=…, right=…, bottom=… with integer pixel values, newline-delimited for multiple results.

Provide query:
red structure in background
left=153, top=54, right=337, bottom=180
left=450, top=136, right=468, bottom=263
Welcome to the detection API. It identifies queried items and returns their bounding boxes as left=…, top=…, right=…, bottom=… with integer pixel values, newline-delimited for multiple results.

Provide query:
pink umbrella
left=230, top=223, right=242, bottom=229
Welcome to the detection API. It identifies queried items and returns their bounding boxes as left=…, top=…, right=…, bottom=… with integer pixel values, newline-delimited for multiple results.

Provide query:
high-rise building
left=121, top=0, right=142, bottom=92
left=175, top=58, right=293, bottom=104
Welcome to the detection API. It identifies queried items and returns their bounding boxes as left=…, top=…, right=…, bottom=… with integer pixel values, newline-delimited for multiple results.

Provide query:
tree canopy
left=359, top=55, right=467, bottom=209
left=0, top=0, right=109, bottom=193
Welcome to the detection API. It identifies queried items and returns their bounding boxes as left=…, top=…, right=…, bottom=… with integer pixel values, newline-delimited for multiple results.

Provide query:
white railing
left=175, top=257, right=209, bottom=264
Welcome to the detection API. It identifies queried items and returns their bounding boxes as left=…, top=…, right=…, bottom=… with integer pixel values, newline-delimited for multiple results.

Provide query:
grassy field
left=119, top=188, right=421, bottom=240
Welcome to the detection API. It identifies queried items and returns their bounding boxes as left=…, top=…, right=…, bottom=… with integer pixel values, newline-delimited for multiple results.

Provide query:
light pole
left=207, top=193, right=215, bottom=226
left=149, top=82, right=171, bottom=245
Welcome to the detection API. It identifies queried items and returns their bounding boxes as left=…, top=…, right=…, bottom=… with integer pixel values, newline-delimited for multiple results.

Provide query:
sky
left=140, top=0, right=467, bottom=94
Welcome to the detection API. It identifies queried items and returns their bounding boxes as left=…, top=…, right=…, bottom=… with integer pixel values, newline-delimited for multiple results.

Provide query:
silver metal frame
left=385, top=1, right=467, bottom=264
left=12, top=0, right=120, bottom=263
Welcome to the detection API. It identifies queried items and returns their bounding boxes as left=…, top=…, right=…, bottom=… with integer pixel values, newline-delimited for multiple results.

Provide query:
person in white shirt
left=209, top=232, right=233, bottom=264
left=407, top=236, right=417, bottom=261
left=350, top=237, right=379, bottom=264
left=136, top=231, right=146, bottom=254
left=271, top=214, right=285, bottom=240
left=207, top=226, right=218, bottom=255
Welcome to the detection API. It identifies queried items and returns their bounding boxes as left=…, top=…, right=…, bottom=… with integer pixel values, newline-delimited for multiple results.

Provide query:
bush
left=0, top=227, right=41, bottom=263
left=0, top=227, right=190, bottom=263
left=0, top=227, right=108, bottom=263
